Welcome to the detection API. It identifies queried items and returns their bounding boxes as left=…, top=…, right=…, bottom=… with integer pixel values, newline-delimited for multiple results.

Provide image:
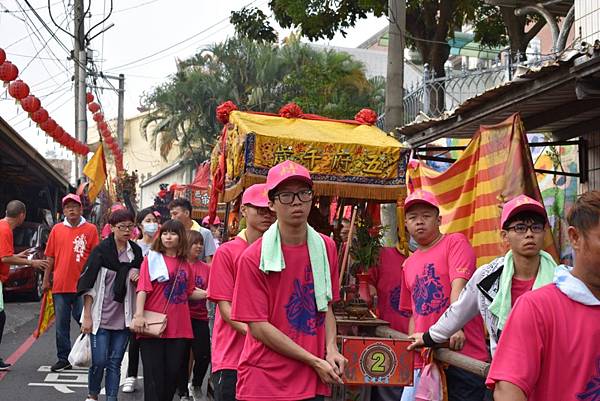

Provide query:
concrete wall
left=88, top=112, right=180, bottom=182
left=575, top=0, right=600, bottom=44
left=139, top=162, right=194, bottom=208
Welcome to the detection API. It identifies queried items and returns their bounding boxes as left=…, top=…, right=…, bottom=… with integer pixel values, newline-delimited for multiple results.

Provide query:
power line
left=0, top=0, right=63, bottom=13
left=103, top=0, right=262, bottom=72
left=21, top=9, right=71, bottom=74
left=112, top=0, right=161, bottom=14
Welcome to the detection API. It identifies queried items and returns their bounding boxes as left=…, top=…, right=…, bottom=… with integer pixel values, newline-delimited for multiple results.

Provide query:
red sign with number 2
left=341, top=336, right=414, bottom=386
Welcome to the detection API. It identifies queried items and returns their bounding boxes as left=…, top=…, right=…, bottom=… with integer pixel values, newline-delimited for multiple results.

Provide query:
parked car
left=3, top=222, right=50, bottom=301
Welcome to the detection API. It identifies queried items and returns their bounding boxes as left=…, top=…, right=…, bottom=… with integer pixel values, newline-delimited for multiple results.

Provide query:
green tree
left=233, top=1, right=548, bottom=77
left=141, top=36, right=383, bottom=160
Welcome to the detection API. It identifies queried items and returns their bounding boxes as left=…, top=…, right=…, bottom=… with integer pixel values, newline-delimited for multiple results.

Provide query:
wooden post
left=375, top=326, right=490, bottom=378
left=338, top=206, right=358, bottom=287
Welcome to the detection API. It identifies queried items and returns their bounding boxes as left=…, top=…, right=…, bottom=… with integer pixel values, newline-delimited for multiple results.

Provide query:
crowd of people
left=0, top=158, right=598, bottom=401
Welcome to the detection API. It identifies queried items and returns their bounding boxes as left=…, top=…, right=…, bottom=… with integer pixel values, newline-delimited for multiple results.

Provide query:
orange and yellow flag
left=407, top=113, right=558, bottom=267
left=83, top=144, right=107, bottom=202
left=33, top=290, right=55, bottom=338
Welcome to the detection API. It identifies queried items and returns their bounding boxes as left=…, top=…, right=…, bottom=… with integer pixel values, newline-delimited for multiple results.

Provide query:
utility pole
left=381, top=0, right=406, bottom=246
left=117, top=74, right=125, bottom=149
left=74, top=0, right=87, bottom=182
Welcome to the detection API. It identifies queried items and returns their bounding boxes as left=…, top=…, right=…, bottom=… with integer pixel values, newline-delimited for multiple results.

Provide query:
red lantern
left=31, top=108, right=49, bottom=124
left=88, top=102, right=100, bottom=113
left=21, top=95, right=41, bottom=113
left=0, top=48, right=5, bottom=65
left=86, top=92, right=94, bottom=103
left=53, top=126, right=66, bottom=141
left=40, top=118, right=57, bottom=133
left=104, top=136, right=114, bottom=145
left=101, top=129, right=111, bottom=138
left=98, top=121, right=108, bottom=131
left=81, top=144, right=90, bottom=154
left=8, top=80, right=29, bottom=100
left=93, top=112, right=104, bottom=122
left=0, top=61, right=18, bottom=83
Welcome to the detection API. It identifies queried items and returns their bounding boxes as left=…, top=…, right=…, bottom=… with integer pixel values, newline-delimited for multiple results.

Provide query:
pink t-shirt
left=400, top=233, right=489, bottom=367
left=369, top=247, right=410, bottom=334
left=137, top=254, right=194, bottom=339
left=486, top=284, right=600, bottom=400
left=231, top=234, right=340, bottom=401
left=510, top=277, right=535, bottom=307
left=207, top=236, right=249, bottom=372
left=189, top=260, right=210, bottom=321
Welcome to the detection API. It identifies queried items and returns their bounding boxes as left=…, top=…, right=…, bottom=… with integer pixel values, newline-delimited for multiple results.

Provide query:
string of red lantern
left=86, top=91, right=124, bottom=173
left=0, top=47, right=89, bottom=156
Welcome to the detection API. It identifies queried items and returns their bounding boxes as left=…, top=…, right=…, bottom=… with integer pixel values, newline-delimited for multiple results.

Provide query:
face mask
left=143, top=222, right=158, bottom=235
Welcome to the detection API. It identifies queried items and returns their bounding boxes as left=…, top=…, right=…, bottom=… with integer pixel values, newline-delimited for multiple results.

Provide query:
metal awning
left=397, top=49, right=600, bottom=147
left=0, top=117, right=70, bottom=189
left=449, top=32, right=503, bottom=60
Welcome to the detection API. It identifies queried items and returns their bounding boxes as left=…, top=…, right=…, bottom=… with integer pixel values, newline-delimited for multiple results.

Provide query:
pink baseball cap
left=265, top=160, right=313, bottom=194
left=111, top=204, right=126, bottom=212
left=404, top=190, right=440, bottom=211
left=242, top=183, right=270, bottom=207
left=500, top=195, right=547, bottom=228
left=62, top=193, right=82, bottom=207
left=202, top=215, right=221, bottom=225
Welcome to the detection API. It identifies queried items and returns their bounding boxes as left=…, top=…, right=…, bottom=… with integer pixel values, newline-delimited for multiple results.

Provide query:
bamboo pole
left=375, top=326, right=491, bottom=378
left=338, top=206, right=358, bottom=287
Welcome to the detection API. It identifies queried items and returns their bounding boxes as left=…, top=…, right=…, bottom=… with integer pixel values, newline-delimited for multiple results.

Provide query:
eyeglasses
left=506, top=223, right=545, bottom=234
left=247, top=206, right=275, bottom=216
left=115, top=224, right=135, bottom=232
left=273, top=189, right=313, bottom=205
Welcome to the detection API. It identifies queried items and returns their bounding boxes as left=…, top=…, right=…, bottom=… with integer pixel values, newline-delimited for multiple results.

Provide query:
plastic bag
left=415, top=349, right=448, bottom=401
left=68, top=333, right=92, bottom=368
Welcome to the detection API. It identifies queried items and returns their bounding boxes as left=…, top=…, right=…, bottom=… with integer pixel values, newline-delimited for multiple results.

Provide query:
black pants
left=140, top=338, right=188, bottom=401
left=126, top=332, right=140, bottom=377
left=177, top=319, right=211, bottom=395
left=212, top=369, right=238, bottom=401
left=446, top=365, right=487, bottom=401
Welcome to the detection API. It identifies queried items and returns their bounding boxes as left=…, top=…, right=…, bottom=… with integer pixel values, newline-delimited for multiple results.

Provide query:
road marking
left=0, top=333, right=38, bottom=381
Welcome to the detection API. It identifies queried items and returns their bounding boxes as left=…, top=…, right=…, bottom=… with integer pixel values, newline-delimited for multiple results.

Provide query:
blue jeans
left=53, top=293, right=83, bottom=361
left=88, top=328, right=130, bottom=401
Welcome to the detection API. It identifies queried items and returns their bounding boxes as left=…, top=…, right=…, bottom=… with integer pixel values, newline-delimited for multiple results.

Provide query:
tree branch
left=524, top=19, right=547, bottom=43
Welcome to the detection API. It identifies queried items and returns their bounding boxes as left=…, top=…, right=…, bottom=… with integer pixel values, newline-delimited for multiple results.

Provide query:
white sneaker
left=122, top=376, right=136, bottom=393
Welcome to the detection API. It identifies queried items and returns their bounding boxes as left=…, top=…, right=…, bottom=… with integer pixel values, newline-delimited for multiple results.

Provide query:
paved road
left=0, top=296, right=144, bottom=401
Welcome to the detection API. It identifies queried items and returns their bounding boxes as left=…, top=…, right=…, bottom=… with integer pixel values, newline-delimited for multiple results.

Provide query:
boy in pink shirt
left=488, top=191, right=600, bottom=401
left=207, top=184, right=275, bottom=401
left=399, top=190, right=488, bottom=401
left=231, top=160, right=345, bottom=401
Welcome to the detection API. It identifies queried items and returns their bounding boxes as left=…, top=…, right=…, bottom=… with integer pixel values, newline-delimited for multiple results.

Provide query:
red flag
left=33, top=291, right=55, bottom=338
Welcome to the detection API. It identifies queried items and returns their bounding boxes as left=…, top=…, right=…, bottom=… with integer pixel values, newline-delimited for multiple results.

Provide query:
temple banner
left=407, top=113, right=558, bottom=266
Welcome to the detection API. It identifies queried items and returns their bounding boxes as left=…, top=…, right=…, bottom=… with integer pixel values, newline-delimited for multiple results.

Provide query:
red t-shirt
left=369, top=247, right=410, bottom=333
left=400, top=233, right=489, bottom=367
left=137, top=254, right=194, bottom=339
left=510, top=276, right=535, bottom=307
left=206, top=236, right=249, bottom=372
left=0, top=220, right=14, bottom=283
left=486, top=284, right=600, bottom=400
left=231, top=234, right=340, bottom=401
left=44, top=221, right=99, bottom=293
left=188, top=260, right=210, bottom=321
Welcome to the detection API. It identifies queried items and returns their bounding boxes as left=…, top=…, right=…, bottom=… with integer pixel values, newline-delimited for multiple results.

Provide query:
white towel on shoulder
left=148, top=250, right=169, bottom=283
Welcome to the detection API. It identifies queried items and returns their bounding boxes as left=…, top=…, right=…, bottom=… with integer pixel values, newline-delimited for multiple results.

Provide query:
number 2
left=371, top=352, right=386, bottom=373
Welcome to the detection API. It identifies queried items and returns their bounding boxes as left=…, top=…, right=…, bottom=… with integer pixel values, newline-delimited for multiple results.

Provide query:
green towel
left=489, top=250, right=556, bottom=330
left=260, top=221, right=332, bottom=312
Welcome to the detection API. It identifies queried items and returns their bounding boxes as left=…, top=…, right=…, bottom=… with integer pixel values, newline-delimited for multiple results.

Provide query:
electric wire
left=103, top=0, right=261, bottom=72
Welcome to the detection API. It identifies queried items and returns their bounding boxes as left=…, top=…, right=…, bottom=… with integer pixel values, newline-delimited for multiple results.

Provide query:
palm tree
left=142, top=36, right=384, bottom=160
